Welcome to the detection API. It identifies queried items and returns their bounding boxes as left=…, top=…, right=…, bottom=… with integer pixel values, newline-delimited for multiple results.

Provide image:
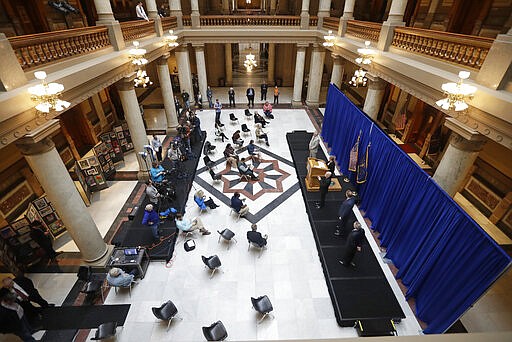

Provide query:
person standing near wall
left=273, top=85, right=280, bottom=104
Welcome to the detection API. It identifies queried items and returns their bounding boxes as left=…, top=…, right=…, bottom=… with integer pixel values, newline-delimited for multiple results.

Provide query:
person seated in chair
left=203, top=141, right=216, bottom=155
left=175, top=213, right=211, bottom=235
left=255, top=123, right=270, bottom=146
left=215, top=123, right=228, bottom=142
left=232, top=130, right=244, bottom=148
left=247, top=224, right=268, bottom=247
left=150, top=161, right=166, bottom=183
left=247, top=140, right=261, bottom=162
left=194, top=190, right=220, bottom=210
left=106, top=267, right=138, bottom=287
left=231, top=192, right=250, bottom=217
left=237, top=158, right=258, bottom=180
left=208, top=167, right=221, bottom=181
left=223, top=143, right=239, bottom=168
left=263, top=101, right=274, bottom=119
left=254, top=111, right=269, bottom=128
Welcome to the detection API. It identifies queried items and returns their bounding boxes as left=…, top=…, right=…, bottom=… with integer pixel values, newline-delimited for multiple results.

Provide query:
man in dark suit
left=315, top=171, right=332, bottom=209
left=12, top=272, right=52, bottom=308
left=247, top=224, right=267, bottom=247
left=260, top=82, right=268, bottom=101
left=246, top=86, right=255, bottom=108
left=335, top=190, right=357, bottom=236
left=0, top=287, right=36, bottom=341
left=228, top=87, right=236, bottom=107
left=29, top=221, right=61, bottom=262
left=339, top=221, right=365, bottom=267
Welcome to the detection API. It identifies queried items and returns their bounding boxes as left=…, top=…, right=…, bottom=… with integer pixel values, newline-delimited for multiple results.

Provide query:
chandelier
left=134, top=69, right=153, bottom=88
left=349, top=68, right=368, bottom=87
left=28, top=71, right=70, bottom=113
left=244, top=47, right=257, bottom=72
left=164, top=30, right=178, bottom=47
left=355, top=41, right=375, bottom=65
left=323, top=30, right=335, bottom=47
left=129, top=41, right=153, bottom=88
left=436, top=71, right=476, bottom=111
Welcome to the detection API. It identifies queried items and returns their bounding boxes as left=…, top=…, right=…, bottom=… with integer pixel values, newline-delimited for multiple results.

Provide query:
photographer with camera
left=145, top=179, right=160, bottom=207
left=150, top=161, right=166, bottom=183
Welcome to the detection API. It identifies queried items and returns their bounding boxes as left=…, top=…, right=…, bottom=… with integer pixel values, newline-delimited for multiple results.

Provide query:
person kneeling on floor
left=175, top=213, right=211, bottom=235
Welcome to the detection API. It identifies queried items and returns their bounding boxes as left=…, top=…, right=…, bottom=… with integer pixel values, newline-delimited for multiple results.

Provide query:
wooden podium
left=305, top=158, right=343, bottom=192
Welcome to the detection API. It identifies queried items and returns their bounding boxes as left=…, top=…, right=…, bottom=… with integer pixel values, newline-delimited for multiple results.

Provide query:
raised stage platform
left=287, top=130, right=405, bottom=327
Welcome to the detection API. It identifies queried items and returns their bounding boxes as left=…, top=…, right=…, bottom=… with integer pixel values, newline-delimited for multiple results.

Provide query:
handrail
left=120, top=20, right=156, bottom=42
left=199, top=15, right=300, bottom=26
left=182, top=15, right=191, bottom=26
left=346, top=20, right=382, bottom=42
left=8, top=26, right=111, bottom=71
left=323, top=17, right=339, bottom=31
left=391, top=27, right=493, bottom=70
left=309, top=16, right=318, bottom=27
left=161, top=16, right=178, bottom=31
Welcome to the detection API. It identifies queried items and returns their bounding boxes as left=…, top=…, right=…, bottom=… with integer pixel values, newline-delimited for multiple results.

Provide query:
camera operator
left=145, top=179, right=160, bottom=207
left=150, top=161, right=166, bottom=183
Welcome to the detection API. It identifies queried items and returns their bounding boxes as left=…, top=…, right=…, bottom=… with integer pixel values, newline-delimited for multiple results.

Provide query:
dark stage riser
left=287, top=131, right=405, bottom=327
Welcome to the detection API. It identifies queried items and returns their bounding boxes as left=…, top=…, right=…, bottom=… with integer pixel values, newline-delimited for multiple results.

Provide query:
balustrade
left=392, top=27, right=493, bottom=69
left=120, top=20, right=156, bottom=42
left=323, top=17, right=339, bottom=32
left=199, top=15, right=300, bottom=26
left=309, top=16, right=318, bottom=27
left=182, top=16, right=192, bottom=26
left=8, top=26, right=111, bottom=71
left=346, top=20, right=381, bottom=42
left=161, top=16, right=178, bottom=31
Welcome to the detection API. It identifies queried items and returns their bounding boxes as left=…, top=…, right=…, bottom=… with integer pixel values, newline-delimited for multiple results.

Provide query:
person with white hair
left=175, top=213, right=211, bottom=235
left=309, top=131, right=320, bottom=158
left=315, top=171, right=332, bottom=209
left=142, top=204, right=160, bottom=240
left=255, top=123, right=269, bottom=146
left=106, top=267, right=137, bottom=287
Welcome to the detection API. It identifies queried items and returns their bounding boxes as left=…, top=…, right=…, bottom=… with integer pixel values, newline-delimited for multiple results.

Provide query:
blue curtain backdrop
left=321, top=84, right=511, bottom=334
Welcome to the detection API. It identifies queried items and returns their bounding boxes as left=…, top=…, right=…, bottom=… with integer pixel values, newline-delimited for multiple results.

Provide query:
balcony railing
left=323, top=17, right=339, bottom=32
left=120, top=20, right=156, bottom=42
left=199, top=15, right=300, bottom=26
left=161, top=16, right=178, bottom=31
left=182, top=15, right=191, bottom=26
left=8, top=26, right=111, bottom=71
left=391, top=27, right=493, bottom=70
left=346, top=20, right=382, bottom=42
left=309, top=16, right=318, bottom=27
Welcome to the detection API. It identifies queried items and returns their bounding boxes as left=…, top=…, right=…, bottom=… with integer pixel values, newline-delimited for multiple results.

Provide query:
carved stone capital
left=116, top=73, right=137, bottom=91
left=445, top=118, right=487, bottom=152
left=366, top=73, right=386, bottom=90
left=157, top=53, right=171, bottom=65
left=16, top=119, right=60, bottom=155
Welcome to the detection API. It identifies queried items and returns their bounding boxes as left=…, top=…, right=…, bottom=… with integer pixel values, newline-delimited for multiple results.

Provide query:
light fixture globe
left=164, top=30, right=179, bottom=47
left=323, top=30, right=335, bottom=47
left=349, top=68, right=368, bottom=88
left=437, top=71, right=476, bottom=112
left=244, top=47, right=257, bottom=72
left=28, top=71, right=70, bottom=113
left=356, top=41, right=375, bottom=65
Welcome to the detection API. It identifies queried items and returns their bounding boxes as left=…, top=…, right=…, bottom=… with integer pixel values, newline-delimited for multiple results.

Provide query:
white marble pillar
left=157, top=55, right=178, bottom=132
left=330, top=54, right=344, bottom=89
left=270, top=0, right=277, bottom=15
left=225, top=43, right=233, bottom=86
left=306, top=45, right=326, bottom=107
left=433, top=119, right=487, bottom=196
left=175, top=46, right=193, bottom=95
left=300, top=0, right=310, bottom=29
left=222, top=0, right=230, bottom=14
left=477, top=28, right=512, bottom=90
left=292, top=45, right=307, bottom=107
left=339, top=0, right=355, bottom=36
left=16, top=120, right=108, bottom=262
left=268, top=43, right=275, bottom=84
left=94, top=0, right=124, bottom=50
left=117, top=75, right=150, bottom=176
left=169, top=0, right=183, bottom=28
left=0, top=34, right=26, bottom=91
left=145, top=0, right=163, bottom=36
left=378, top=0, right=407, bottom=51
left=387, top=0, right=408, bottom=23
left=191, top=0, right=200, bottom=28
left=194, top=44, right=208, bottom=105
left=317, top=0, right=332, bottom=28
left=363, top=75, right=387, bottom=120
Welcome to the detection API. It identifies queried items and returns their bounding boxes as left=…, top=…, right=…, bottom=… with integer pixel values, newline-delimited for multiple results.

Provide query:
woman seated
left=194, top=190, right=219, bottom=210
left=263, top=101, right=274, bottom=119
left=232, top=130, right=244, bottom=148
left=254, top=111, right=269, bottom=128
left=203, top=141, right=216, bottom=155
left=255, top=123, right=270, bottom=146
left=223, top=143, right=239, bottom=168
left=215, top=123, right=229, bottom=142
left=175, top=213, right=211, bottom=235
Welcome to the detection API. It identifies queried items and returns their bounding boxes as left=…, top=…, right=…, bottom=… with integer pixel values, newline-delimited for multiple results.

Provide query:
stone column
left=300, top=0, right=310, bottom=29
left=175, top=46, right=193, bottom=95
left=270, top=0, right=277, bottom=15
left=225, top=43, right=233, bottom=86
left=191, top=0, right=200, bottom=28
left=377, top=0, right=407, bottom=51
left=306, top=44, right=326, bottom=107
left=222, top=0, right=230, bottom=14
left=317, top=0, right=332, bottom=29
left=330, top=54, right=344, bottom=89
left=145, top=0, right=163, bottom=36
left=0, top=33, right=27, bottom=91
left=363, top=74, right=387, bottom=120
left=16, top=120, right=108, bottom=262
left=94, top=0, right=124, bottom=50
left=117, top=75, right=150, bottom=177
left=433, top=118, right=487, bottom=196
left=194, top=44, right=208, bottom=105
left=338, top=0, right=355, bottom=36
left=91, top=94, right=108, bottom=130
left=157, top=55, right=178, bottom=132
left=268, top=43, right=275, bottom=84
left=292, top=44, right=308, bottom=107
left=477, top=28, right=512, bottom=90
left=169, top=0, right=183, bottom=28
left=423, top=0, right=440, bottom=29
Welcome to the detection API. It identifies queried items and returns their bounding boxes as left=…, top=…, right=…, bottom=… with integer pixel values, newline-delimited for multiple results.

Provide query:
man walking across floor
left=246, top=86, right=255, bottom=108
left=260, top=82, right=268, bottom=101
left=339, top=221, right=365, bottom=267
left=335, top=190, right=357, bottom=236
left=315, top=171, right=332, bottom=209
left=228, top=87, right=236, bottom=107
